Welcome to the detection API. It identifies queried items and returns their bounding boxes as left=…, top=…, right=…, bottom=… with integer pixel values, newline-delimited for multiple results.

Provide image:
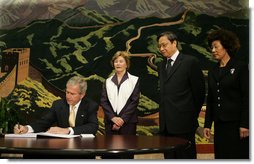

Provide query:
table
left=0, top=135, right=189, bottom=158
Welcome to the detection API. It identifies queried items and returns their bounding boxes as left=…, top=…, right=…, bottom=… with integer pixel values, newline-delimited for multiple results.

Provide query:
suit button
left=217, top=89, right=220, bottom=92
left=218, top=97, right=220, bottom=100
left=217, top=82, right=219, bottom=86
left=218, top=104, right=221, bottom=107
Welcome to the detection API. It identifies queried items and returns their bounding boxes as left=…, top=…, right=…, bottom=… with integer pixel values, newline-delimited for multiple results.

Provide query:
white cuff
left=26, top=125, right=34, bottom=133
left=68, top=127, right=74, bottom=135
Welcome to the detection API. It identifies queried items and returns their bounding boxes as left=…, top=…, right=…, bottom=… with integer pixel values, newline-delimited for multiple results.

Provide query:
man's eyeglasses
left=158, top=42, right=170, bottom=49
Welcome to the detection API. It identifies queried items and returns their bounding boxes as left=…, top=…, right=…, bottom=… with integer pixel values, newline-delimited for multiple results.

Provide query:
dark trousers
left=161, top=130, right=197, bottom=159
left=214, top=121, right=249, bottom=159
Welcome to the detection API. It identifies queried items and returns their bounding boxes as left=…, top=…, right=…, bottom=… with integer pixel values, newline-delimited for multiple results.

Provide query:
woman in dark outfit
left=100, top=51, right=140, bottom=158
left=203, top=29, right=249, bottom=159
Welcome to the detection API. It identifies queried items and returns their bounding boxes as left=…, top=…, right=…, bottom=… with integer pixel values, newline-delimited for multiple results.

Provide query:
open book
left=5, top=133, right=94, bottom=138
left=36, top=133, right=80, bottom=138
left=4, top=133, right=37, bottom=138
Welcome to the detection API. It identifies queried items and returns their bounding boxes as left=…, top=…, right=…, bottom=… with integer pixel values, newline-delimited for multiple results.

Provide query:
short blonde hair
left=111, top=51, right=130, bottom=70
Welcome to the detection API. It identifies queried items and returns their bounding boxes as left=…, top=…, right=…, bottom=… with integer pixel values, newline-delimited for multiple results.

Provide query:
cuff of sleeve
left=26, top=125, right=34, bottom=133
left=68, top=127, right=74, bottom=135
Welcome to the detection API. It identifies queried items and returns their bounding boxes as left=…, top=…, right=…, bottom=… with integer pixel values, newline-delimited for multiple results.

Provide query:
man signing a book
left=13, top=76, right=98, bottom=135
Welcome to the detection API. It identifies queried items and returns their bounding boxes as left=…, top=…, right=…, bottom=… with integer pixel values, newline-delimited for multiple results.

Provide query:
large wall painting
left=0, top=0, right=249, bottom=152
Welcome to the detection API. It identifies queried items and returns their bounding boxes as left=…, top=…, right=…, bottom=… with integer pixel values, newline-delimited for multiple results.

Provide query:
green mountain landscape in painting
left=0, top=1, right=249, bottom=140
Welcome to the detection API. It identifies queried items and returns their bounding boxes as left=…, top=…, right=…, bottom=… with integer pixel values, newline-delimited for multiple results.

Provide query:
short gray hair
left=66, top=76, right=87, bottom=94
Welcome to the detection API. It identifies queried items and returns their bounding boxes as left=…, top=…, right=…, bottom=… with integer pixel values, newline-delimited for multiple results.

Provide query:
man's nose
left=159, top=46, right=164, bottom=51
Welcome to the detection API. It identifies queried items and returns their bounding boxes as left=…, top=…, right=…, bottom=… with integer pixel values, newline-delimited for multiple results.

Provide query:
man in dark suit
left=157, top=31, right=205, bottom=159
left=13, top=76, right=98, bottom=158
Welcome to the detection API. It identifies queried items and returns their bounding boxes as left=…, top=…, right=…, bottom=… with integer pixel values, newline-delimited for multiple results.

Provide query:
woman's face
left=211, top=40, right=229, bottom=61
left=113, top=56, right=127, bottom=73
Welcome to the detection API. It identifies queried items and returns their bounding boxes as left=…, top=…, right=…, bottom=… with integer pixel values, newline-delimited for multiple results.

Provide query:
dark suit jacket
left=204, top=58, right=249, bottom=129
left=30, top=97, right=99, bottom=135
left=158, top=53, right=205, bottom=134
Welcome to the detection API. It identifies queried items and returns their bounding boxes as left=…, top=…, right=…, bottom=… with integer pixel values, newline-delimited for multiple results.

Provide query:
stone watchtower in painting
left=0, top=48, right=30, bottom=97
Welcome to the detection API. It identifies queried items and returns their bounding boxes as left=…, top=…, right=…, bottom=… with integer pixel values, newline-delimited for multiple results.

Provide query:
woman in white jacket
left=101, top=51, right=140, bottom=136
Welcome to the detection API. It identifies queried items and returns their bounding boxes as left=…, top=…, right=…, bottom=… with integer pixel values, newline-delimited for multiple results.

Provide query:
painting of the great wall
left=0, top=0, right=249, bottom=153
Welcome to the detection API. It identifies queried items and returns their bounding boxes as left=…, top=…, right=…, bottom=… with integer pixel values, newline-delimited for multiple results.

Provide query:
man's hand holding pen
left=13, top=123, right=28, bottom=134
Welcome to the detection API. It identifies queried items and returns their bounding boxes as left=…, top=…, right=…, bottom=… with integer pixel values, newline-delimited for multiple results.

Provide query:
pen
left=17, top=122, right=21, bottom=134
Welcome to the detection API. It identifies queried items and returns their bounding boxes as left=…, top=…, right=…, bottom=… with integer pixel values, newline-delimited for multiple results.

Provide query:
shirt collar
left=111, top=72, right=128, bottom=86
left=72, top=100, right=82, bottom=110
left=167, top=50, right=179, bottom=62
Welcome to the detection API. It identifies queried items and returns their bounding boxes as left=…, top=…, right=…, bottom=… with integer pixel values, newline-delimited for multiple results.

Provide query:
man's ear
left=80, top=93, right=86, bottom=99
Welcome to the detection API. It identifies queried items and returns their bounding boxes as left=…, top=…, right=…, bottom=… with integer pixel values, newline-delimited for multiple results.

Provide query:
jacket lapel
left=219, top=59, right=235, bottom=81
left=210, top=65, right=220, bottom=82
left=164, top=53, right=183, bottom=82
left=162, top=59, right=168, bottom=77
left=62, top=100, right=70, bottom=126
left=75, top=98, right=86, bottom=126
left=210, top=59, right=235, bottom=82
